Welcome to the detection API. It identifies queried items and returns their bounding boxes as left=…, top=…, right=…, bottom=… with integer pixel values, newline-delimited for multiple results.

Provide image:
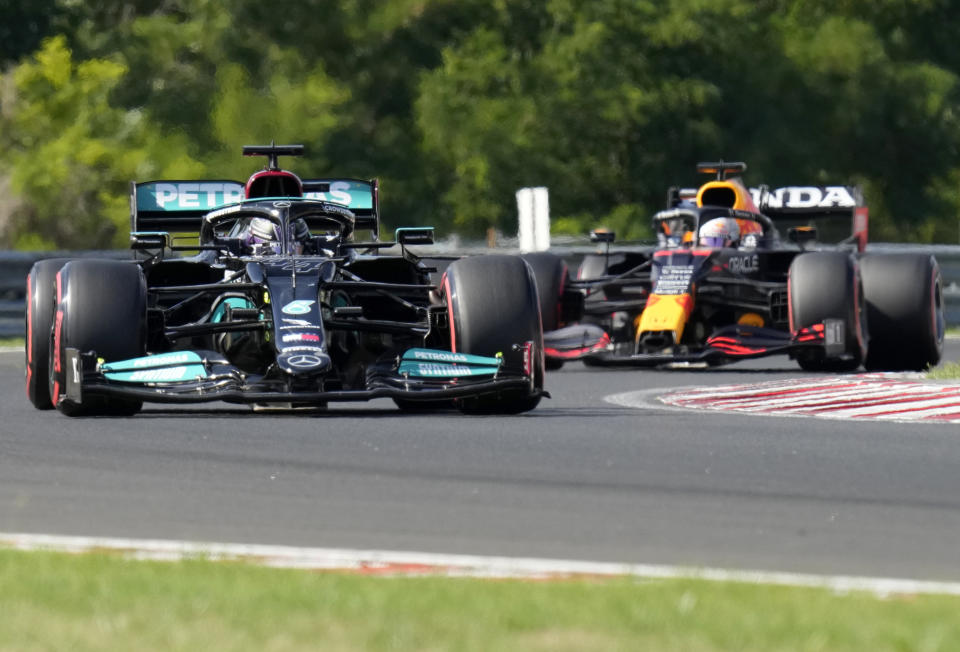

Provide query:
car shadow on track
left=96, top=405, right=641, bottom=420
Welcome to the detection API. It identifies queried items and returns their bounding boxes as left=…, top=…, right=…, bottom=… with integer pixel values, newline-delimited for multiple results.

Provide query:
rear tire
left=521, top=252, right=567, bottom=371
left=444, top=255, right=544, bottom=414
left=861, top=254, right=943, bottom=371
left=49, top=260, right=147, bottom=416
left=520, top=252, right=567, bottom=331
left=788, top=252, right=865, bottom=372
left=25, top=258, right=70, bottom=409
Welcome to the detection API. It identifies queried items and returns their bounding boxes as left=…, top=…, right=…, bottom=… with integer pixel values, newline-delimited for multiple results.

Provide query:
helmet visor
left=699, top=236, right=729, bottom=248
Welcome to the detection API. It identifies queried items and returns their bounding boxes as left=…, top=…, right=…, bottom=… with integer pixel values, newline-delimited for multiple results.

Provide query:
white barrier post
left=517, top=188, right=534, bottom=253
left=517, top=187, right=550, bottom=252
left=533, top=186, right=550, bottom=251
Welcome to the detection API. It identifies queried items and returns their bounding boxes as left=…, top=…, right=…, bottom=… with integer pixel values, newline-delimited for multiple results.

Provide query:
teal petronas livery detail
left=398, top=348, right=501, bottom=378
left=101, top=351, right=208, bottom=383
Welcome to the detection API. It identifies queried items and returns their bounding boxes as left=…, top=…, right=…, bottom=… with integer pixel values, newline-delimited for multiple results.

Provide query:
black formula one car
left=25, top=145, right=545, bottom=416
left=528, top=161, right=944, bottom=371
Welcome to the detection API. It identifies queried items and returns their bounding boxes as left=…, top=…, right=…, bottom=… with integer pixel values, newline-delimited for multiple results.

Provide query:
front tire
left=444, top=255, right=544, bottom=414
left=25, top=258, right=70, bottom=409
left=49, top=260, right=147, bottom=416
left=788, top=252, right=866, bottom=372
left=861, top=254, right=943, bottom=371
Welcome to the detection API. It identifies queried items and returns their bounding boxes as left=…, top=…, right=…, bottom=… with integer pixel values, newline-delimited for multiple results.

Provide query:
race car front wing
left=567, top=320, right=847, bottom=367
left=62, top=346, right=545, bottom=406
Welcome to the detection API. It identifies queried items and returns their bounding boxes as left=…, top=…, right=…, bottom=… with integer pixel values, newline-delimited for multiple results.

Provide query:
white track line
left=2, top=532, right=960, bottom=597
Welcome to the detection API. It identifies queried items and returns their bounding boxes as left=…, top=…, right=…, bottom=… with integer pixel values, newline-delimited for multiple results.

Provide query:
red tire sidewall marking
left=930, top=265, right=941, bottom=349
left=852, top=263, right=865, bottom=358
left=442, top=272, right=457, bottom=353
left=787, top=274, right=795, bottom=334
left=52, top=270, right=63, bottom=406
left=25, top=274, right=32, bottom=397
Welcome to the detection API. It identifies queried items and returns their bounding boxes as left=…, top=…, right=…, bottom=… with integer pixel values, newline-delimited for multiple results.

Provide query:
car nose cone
left=277, top=351, right=332, bottom=374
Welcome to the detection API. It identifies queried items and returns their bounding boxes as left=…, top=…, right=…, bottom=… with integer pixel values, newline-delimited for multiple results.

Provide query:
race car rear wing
left=302, top=179, right=379, bottom=238
left=130, top=177, right=381, bottom=238
left=668, top=185, right=868, bottom=252
left=752, top=185, right=868, bottom=252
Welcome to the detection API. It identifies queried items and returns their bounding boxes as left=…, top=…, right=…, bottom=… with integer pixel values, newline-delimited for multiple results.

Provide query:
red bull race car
left=531, top=161, right=944, bottom=372
left=25, top=145, right=545, bottom=416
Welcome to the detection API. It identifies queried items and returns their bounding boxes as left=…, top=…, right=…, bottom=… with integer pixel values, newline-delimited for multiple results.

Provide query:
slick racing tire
left=25, top=258, right=70, bottom=409
left=49, top=260, right=147, bottom=416
left=521, top=252, right=568, bottom=370
left=788, top=252, right=866, bottom=372
left=444, top=255, right=544, bottom=414
left=861, top=253, right=944, bottom=371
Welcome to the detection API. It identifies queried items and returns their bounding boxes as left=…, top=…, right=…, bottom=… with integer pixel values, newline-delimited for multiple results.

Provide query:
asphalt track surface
left=2, top=344, right=960, bottom=582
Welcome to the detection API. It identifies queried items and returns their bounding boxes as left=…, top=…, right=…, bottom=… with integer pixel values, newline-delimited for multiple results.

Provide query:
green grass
left=0, top=337, right=23, bottom=348
left=1, top=549, right=959, bottom=651
left=927, top=328, right=960, bottom=378
left=927, top=361, right=960, bottom=380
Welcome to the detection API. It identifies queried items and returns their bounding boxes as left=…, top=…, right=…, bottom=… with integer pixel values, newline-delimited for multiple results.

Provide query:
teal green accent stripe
left=101, top=351, right=204, bottom=372
left=398, top=361, right=498, bottom=378
left=402, top=348, right=501, bottom=367
left=212, top=297, right=255, bottom=323
left=104, top=364, right=207, bottom=383
left=302, top=179, right=373, bottom=210
left=136, top=182, right=245, bottom=212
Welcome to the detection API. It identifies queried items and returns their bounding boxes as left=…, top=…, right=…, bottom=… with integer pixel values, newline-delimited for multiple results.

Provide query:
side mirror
left=130, top=231, right=170, bottom=250
left=396, top=227, right=434, bottom=246
left=590, top=230, right=616, bottom=244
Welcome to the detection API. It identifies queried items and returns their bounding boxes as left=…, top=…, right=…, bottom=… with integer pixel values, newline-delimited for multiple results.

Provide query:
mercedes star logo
left=286, top=354, right=325, bottom=368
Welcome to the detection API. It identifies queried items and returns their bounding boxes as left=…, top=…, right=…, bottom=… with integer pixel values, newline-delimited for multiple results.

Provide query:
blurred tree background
left=0, top=0, right=958, bottom=249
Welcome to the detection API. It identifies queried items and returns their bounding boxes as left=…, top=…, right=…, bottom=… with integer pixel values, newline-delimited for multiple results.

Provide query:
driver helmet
left=699, top=217, right=740, bottom=248
left=244, top=217, right=280, bottom=254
